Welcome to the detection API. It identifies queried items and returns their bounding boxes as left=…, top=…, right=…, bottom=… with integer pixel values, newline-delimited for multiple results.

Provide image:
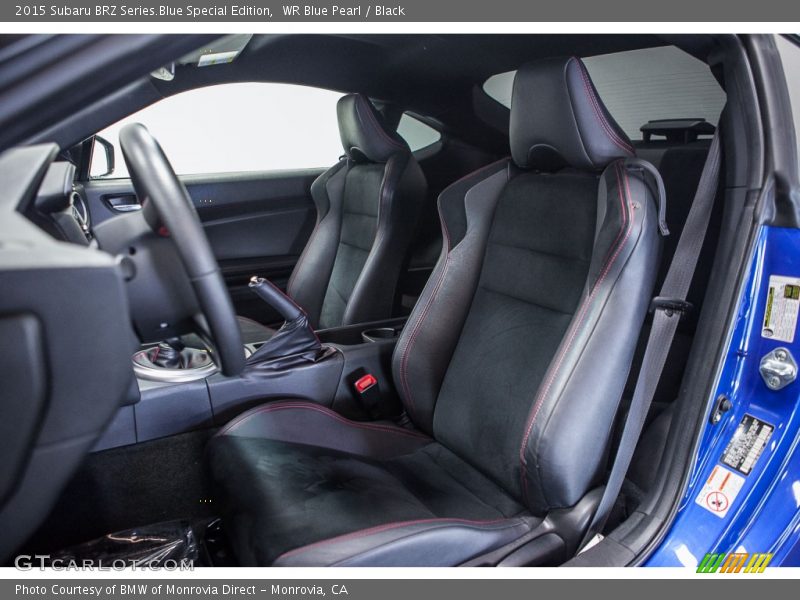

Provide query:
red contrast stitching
left=572, top=58, right=635, bottom=156
left=276, top=517, right=514, bottom=561
left=398, top=205, right=451, bottom=417
left=356, top=155, right=394, bottom=287
left=262, top=277, right=308, bottom=315
left=258, top=277, right=321, bottom=343
left=518, top=162, right=633, bottom=504
left=356, top=95, right=406, bottom=151
left=286, top=162, right=346, bottom=293
left=397, top=160, right=508, bottom=418
left=446, top=159, right=509, bottom=190
left=218, top=401, right=430, bottom=440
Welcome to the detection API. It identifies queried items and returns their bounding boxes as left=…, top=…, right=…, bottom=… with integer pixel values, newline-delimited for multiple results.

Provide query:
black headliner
left=24, top=34, right=717, bottom=154
left=150, top=34, right=681, bottom=151
left=160, top=34, right=667, bottom=114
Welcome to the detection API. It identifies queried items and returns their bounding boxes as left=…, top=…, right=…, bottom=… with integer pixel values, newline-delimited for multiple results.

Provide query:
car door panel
left=78, top=168, right=322, bottom=324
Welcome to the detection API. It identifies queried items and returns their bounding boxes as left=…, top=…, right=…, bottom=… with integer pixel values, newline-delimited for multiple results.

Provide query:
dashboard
left=0, top=143, right=139, bottom=560
left=28, top=160, right=93, bottom=246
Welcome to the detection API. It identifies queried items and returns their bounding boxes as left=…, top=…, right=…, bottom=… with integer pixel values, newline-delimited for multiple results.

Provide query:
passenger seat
left=237, top=94, right=427, bottom=343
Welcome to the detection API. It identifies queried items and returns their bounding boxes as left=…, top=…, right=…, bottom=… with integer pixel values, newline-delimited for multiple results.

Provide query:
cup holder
left=361, top=327, right=399, bottom=343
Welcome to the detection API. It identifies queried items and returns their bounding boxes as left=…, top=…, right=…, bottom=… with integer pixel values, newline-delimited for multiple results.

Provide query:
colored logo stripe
left=697, top=552, right=772, bottom=573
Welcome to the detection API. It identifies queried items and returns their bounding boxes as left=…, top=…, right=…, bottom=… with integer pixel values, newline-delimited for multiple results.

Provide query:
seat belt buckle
left=352, top=371, right=384, bottom=418
left=650, top=296, right=693, bottom=318
left=354, top=373, right=378, bottom=394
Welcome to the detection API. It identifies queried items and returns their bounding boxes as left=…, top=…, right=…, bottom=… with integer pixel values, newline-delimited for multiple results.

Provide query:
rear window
left=397, top=113, right=441, bottom=151
left=482, top=46, right=726, bottom=141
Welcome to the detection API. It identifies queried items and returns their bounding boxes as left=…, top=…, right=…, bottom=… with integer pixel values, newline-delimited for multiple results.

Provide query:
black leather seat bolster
left=519, top=162, right=660, bottom=512
left=340, top=152, right=426, bottom=326
left=286, top=161, right=349, bottom=329
left=216, top=400, right=432, bottom=459
left=273, top=516, right=535, bottom=567
left=391, top=159, right=511, bottom=434
left=208, top=400, right=536, bottom=566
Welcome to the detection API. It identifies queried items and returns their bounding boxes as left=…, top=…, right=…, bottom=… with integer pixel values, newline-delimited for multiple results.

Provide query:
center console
left=94, top=303, right=407, bottom=452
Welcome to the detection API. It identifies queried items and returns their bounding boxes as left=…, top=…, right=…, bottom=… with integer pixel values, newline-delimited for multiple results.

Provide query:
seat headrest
left=510, top=57, right=635, bottom=171
left=337, top=94, right=409, bottom=163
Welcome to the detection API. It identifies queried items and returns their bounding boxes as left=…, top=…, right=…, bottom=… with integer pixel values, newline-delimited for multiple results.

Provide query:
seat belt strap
left=579, top=132, right=723, bottom=552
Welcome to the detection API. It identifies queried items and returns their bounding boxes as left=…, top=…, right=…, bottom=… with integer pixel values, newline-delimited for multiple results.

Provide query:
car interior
left=0, top=33, right=776, bottom=566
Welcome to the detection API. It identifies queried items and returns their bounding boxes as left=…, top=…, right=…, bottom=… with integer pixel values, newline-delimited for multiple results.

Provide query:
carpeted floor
left=20, top=430, right=218, bottom=555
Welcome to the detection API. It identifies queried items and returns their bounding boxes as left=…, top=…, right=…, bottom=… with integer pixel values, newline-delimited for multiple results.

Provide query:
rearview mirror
left=91, top=135, right=115, bottom=178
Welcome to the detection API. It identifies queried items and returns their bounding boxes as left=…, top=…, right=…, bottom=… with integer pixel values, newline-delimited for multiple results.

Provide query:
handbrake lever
left=246, top=276, right=324, bottom=365
left=248, top=276, right=304, bottom=322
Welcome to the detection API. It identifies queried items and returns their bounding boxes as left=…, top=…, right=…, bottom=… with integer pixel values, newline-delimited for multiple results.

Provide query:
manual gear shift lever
left=151, top=338, right=185, bottom=369
left=132, top=336, right=216, bottom=382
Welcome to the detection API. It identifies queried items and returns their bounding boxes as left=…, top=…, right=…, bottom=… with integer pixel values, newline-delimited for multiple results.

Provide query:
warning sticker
left=721, top=414, right=774, bottom=476
left=762, top=275, right=800, bottom=343
left=695, top=465, right=745, bottom=519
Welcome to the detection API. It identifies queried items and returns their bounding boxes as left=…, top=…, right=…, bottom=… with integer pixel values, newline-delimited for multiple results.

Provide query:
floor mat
left=21, top=430, right=217, bottom=555
left=47, top=520, right=204, bottom=568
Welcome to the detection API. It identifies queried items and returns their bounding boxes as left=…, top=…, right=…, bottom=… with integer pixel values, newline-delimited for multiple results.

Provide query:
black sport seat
left=209, top=57, right=662, bottom=566
left=238, top=94, right=426, bottom=341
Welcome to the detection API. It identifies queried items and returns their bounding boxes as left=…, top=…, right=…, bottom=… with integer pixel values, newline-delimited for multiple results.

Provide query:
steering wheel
left=118, top=123, right=245, bottom=376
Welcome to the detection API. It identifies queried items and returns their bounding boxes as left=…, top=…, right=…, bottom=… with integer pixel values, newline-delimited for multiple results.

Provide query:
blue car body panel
left=647, top=226, right=800, bottom=567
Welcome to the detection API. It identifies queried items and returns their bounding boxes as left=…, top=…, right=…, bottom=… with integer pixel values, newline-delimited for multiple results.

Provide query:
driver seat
left=208, top=57, right=661, bottom=566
